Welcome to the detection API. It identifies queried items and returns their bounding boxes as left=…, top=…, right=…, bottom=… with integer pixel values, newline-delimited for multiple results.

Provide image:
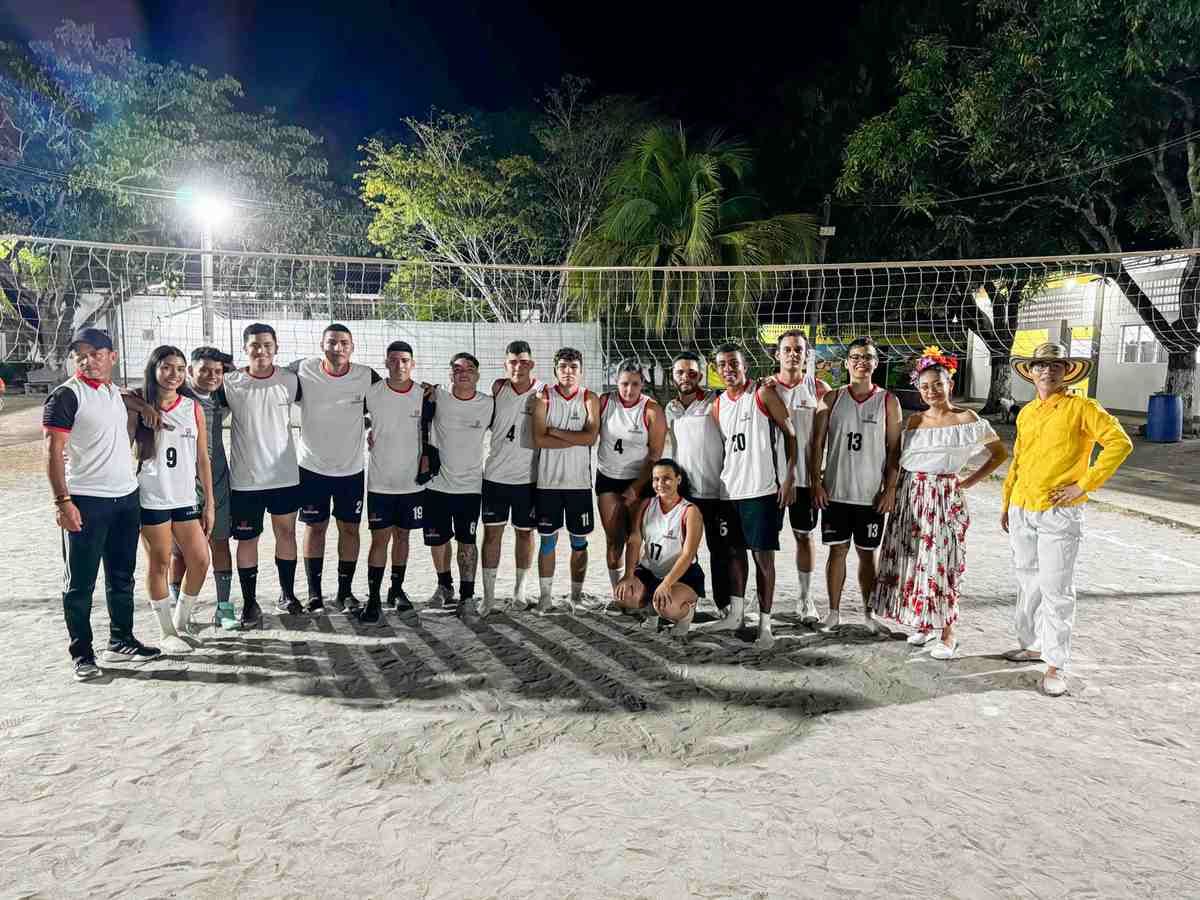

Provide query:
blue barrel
left=1145, top=392, right=1183, bottom=443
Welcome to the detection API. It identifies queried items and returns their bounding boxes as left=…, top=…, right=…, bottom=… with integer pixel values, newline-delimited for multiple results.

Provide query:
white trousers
left=1008, top=505, right=1084, bottom=670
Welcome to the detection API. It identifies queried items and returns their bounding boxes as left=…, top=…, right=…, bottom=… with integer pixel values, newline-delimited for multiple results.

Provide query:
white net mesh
left=2, top=236, right=1197, bottom=396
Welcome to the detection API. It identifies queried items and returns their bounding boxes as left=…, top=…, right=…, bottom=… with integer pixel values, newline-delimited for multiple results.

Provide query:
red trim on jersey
left=508, top=378, right=537, bottom=396
left=387, top=379, right=415, bottom=394
left=642, top=400, right=652, bottom=430
left=321, top=360, right=351, bottom=378
left=194, top=398, right=203, bottom=429
left=599, top=392, right=609, bottom=414
left=450, top=389, right=478, bottom=402
left=847, top=383, right=879, bottom=405
left=159, top=395, right=183, bottom=413
left=247, top=365, right=276, bottom=380
left=774, top=373, right=801, bottom=389
left=43, top=425, right=71, bottom=434
left=554, top=384, right=579, bottom=401
left=618, top=393, right=642, bottom=409
left=755, top=387, right=769, bottom=416
left=814, top=378, right=830, bottom=400
left=77, top=375, right=103, bottom=390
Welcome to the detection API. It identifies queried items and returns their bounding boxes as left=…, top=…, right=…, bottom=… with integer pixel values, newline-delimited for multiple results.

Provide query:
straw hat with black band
left=1011, top=341, right=1093, bottom=386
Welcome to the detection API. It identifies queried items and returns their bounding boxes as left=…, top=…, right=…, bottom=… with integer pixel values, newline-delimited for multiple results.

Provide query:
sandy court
left=1, top=413, right=1198, bottom=898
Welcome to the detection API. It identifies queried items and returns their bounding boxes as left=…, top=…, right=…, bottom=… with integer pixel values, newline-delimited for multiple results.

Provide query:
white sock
left=759, top=611, right=773, bottom=635
left=570, top=581, right=585, bottom=603
left=539, top=577, right=554, bottom=602
left=797, top=570, right=812, bottom=602
left=174, top=592, right=198, bottom=632
left=513, top=567, right=529, bottom=603
left=482, top=568, right=498, bottom=603
left=607, top=568, right=622, bottom=589
left=151, top=597, right=177, bottom=638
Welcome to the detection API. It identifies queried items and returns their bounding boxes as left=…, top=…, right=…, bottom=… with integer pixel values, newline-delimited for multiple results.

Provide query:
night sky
left=0, top=0, right=868, bottom=179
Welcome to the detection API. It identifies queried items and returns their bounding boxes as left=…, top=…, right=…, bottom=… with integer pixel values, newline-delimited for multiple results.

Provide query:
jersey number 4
left=613, top=438, right=624, bottom=454
left=505, top=425, right=517, bottom=442
left=846, top=432, right=863, bottom=452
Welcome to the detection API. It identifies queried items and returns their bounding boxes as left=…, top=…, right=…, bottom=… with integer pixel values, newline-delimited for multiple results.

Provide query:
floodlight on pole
left=177, top=188, right=233, bottom=345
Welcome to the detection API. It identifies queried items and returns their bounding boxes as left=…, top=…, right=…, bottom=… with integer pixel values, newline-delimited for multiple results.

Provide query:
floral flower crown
left=910, top=345, right=958, bottom=386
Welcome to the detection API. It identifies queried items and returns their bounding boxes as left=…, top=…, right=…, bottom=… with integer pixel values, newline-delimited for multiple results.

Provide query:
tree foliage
left=838, top=0, right=1200, bottom=420
left=569, top=123, right=817, bottom=351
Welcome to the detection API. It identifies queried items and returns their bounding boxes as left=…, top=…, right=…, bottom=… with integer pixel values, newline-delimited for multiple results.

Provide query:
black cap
left=68, top=327, right=114, bottom=352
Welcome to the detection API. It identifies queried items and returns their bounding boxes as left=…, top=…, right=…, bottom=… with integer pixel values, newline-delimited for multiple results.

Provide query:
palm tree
left=567, top=123, right=818, bottom=342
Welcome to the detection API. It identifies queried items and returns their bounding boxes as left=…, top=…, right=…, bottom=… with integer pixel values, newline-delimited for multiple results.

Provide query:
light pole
left=180, top=189, right=232, bottom=345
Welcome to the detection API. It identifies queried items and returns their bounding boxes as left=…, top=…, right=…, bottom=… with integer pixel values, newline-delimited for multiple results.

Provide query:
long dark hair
left=134, top=344, right=186, bottom=465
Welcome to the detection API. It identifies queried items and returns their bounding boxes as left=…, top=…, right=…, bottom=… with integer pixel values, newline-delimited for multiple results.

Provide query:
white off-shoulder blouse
left=899, top=419, right=999, bottom=475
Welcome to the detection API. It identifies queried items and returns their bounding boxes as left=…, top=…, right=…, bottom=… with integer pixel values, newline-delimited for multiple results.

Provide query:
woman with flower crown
left=868, top=348, right=1008, bottom=658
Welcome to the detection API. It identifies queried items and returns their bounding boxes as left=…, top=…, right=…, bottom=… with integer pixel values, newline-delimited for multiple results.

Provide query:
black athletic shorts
left=367, top=491, right=425, bottom=531
left=821, top=501, right=885, bottom=550
left=718, top=494, right=784, bottom=552
left=788, top=486, right=819, bottom=534
left=140, top=504, right=202, bottom=527
left=231, top=484, right=301, bottom=540
left=596, top=470, right=636, bottom=496
left=536, top=488, right=594, bottom=536
left=298, top=467, right=365, bottom=525
left=422, top=490, right=481, bottom=546
left=481, top=480, right=537, bottom=529
left=633, top=562, right=706, bottom=602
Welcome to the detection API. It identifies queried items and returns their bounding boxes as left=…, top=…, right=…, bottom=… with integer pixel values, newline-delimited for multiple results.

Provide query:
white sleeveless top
left=716, top=386, right=780, bottom=501
left=773, top=375, right=819, bottom=488
left=485, top=378, right=541, bottom=485
left=900, top=419, right=998, bottom=475
left=138, top=395, right=202, bottom=510
left=639, top=496, right=694, bottom=578
left=665, top=391, right=723, bottom=500
left=537, top=386, right=593, bottom=490
left=597, top=392, right=650, bottom=480
left=823, top=385, right=889, bottom=506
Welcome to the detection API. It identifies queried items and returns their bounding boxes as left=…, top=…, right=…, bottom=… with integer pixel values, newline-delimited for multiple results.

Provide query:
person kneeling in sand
left=613, top=459, right=705, bottom=636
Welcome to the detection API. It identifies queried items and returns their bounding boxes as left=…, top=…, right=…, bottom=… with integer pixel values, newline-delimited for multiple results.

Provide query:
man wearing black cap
left=43, top=328, right=161, bottom=680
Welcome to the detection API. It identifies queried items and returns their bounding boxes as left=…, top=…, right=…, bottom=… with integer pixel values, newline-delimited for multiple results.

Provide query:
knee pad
left=539, top=533, right=559, bottom=555
left=569, top=535, right=588, bottom=551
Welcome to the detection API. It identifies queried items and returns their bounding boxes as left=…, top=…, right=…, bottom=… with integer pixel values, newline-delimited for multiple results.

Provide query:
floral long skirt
left=870, top=470, right=970, bottom=631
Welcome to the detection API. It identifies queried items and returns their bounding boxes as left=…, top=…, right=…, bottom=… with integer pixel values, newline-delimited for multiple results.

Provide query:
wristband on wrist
left=54, top=494, right=72, bottom=506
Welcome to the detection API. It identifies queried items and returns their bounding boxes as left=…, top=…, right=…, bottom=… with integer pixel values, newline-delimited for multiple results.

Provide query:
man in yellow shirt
left=1000, top=342, right=1132, bottom=697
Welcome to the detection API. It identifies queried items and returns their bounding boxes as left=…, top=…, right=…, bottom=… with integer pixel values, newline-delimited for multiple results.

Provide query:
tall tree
left=839, top=1, right=1200, bottom=424
left=0, top=21, right=362, bottom=365
left=569, top=123, right=817, bottom=366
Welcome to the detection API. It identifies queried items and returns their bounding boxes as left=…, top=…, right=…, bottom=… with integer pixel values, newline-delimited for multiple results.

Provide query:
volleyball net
left=1, top=236, right=1196, bottom=397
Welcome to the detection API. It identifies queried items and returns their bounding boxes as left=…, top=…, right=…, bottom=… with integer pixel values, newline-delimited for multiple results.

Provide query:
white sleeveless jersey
left=773, top=375, right=819, bottom=488
left=597, top=392, right=650, bottom=480
left=639, top=497, right=694, bottom=578
left=823, top=385, right=889, bottom=505
left=537, top=386, right=593, bottom=490
left=484, top=378, right=540, bottom=485
left=365, top=380, right=424, bottom=495
left=138, top=395, right=202, bottom=510
left=665, top=392, right=723, bottom=500
left=428, top=387, right=494, bottom=495
left=716, top=387, right=780, bottom=501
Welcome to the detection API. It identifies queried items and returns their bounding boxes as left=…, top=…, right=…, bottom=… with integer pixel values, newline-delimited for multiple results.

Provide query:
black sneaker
left=74, top=657, right=101, bottom=681
left=241, top=598, right=263, bottom=626
left=338, top=593, right=362, bottom=614
left=276, top=594, right=304, bottom=616
left=353, top=603, right=385, bottom=628
left=393, top=589, right=415, bottom=613
left=306, top=595, right=326, bottom=615
left=328, top=595, right=346, bottom=614
left=385, top=587, right=400, bottom=608
left=101, top=641, right=162, bottom=664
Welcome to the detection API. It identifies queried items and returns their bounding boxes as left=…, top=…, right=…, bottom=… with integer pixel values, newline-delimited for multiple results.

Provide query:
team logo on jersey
left=629, top=423, right=643, bottom=434
left=663, top=529, right=679, bottom=540
left=862, top=414, right=879, bottom=424
left=569, top=411, right=582, bottom=422
left=469, top=420, right=483, bottom=429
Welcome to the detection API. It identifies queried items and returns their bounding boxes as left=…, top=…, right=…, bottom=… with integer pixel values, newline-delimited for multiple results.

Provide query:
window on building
left=1121, top=324, right=1162, bottom=363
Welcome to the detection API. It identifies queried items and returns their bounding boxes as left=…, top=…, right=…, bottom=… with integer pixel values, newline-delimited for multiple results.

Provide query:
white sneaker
left=800, top=597, right=819, bottom=624
left=863, top=614, right=890, bottom=636
left=477, top=595, right=493, bottom=618
left=820, top=609, right=841, bottom=632
left=159, top=635, right=193, bottom=655
left=671, top=607, right=695, bottom=637
left=907, top=630, right=937, bottom=646
left=1041, top=671, right=1069, bottom=696
left=930, top=640, right=958, bottom=660
left=754, top=628, right=776, bottom=650
left=537, top=594, right=554, bottom=615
